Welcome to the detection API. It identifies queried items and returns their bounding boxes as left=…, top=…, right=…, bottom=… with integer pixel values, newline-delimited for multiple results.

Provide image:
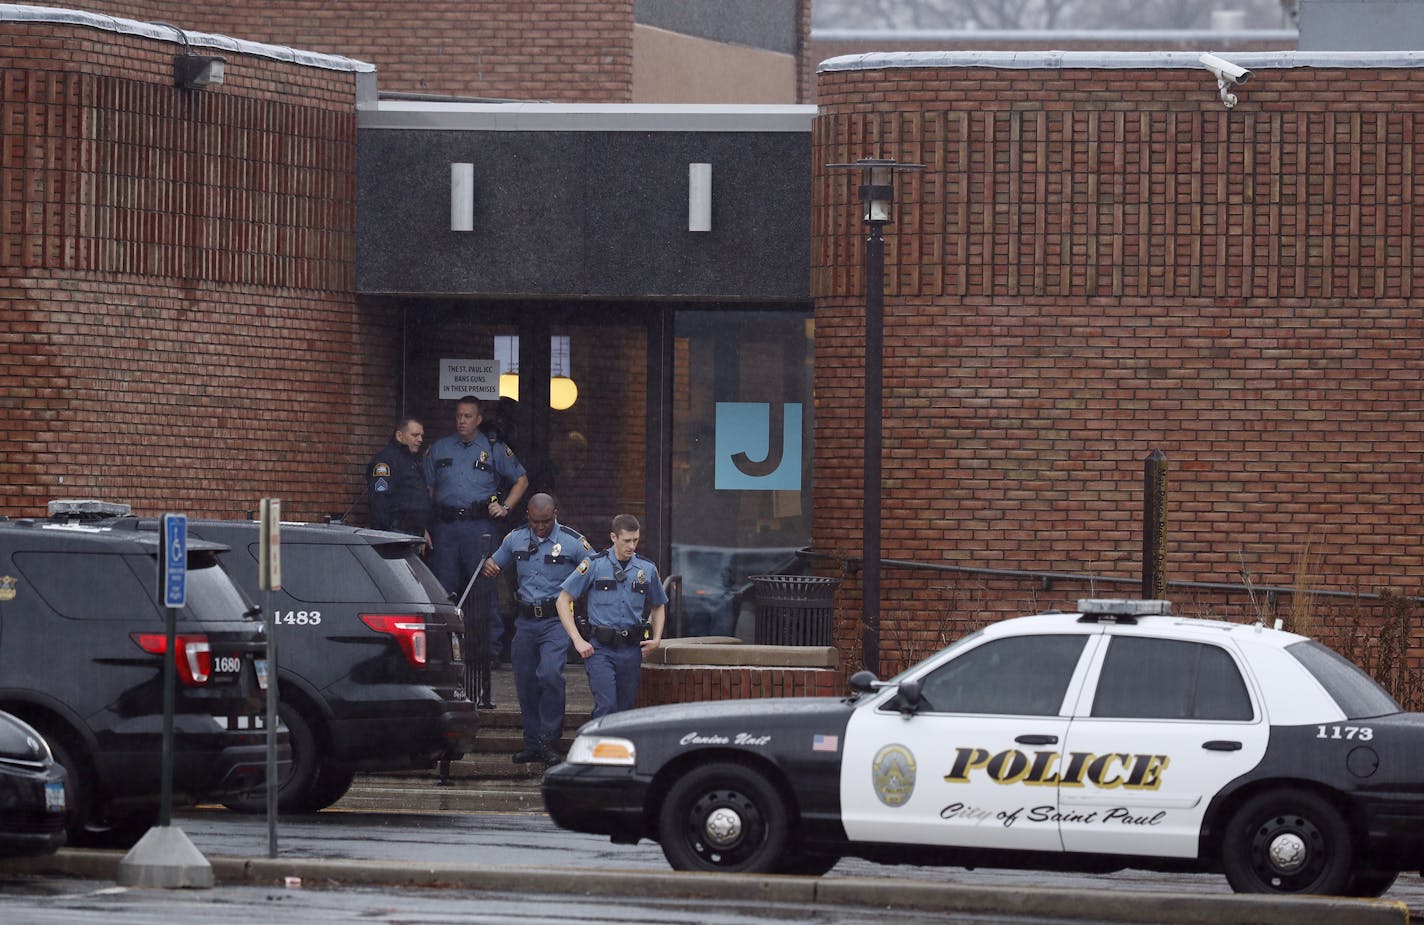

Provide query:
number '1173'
left=1316, top=725, right=1372, bottom=740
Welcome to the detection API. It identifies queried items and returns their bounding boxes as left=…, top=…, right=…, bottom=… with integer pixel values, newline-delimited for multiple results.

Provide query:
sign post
left=116, top=512, right=213, bottom=888
left=259, top=499, right=281, bottom=858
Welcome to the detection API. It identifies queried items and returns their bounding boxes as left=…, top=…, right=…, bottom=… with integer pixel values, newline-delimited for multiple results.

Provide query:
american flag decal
left=812, top=734, right=838, bottom=753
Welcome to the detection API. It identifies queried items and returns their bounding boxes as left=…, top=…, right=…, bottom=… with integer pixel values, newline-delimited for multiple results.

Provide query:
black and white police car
left=543, top=599, right=1424, bottom=895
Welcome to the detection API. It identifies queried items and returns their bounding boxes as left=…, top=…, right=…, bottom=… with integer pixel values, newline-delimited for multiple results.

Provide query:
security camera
left=1199, top=53, right=1253, bottom=109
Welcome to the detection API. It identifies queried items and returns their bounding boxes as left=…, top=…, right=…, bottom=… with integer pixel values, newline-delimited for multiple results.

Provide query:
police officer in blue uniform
left=424, top=396, right=528, bottom=657
left=482, top=493, right=591, bottom=764
left=557, top=514, right=667, bottom=719
left=366, top=417, right=431, bottom=537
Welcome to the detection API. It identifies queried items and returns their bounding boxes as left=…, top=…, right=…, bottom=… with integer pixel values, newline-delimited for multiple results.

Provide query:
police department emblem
left=871, top=744, right=917, bottom=807
left=372, top=462, right=391, bottom=477
left=0, top=575, right=15, bottom=602
left=577, top=560, right=590, bottom=574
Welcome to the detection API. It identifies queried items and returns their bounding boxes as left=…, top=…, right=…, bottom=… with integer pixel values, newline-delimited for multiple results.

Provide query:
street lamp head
left=826, top=158, right=924, bottom=227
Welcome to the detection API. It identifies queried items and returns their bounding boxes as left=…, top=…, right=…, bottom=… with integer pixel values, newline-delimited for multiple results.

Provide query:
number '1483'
left=276, top=610, right=322, bottom=626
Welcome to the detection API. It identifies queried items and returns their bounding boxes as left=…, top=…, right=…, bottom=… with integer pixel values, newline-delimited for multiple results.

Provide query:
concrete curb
left=3, top=849, right=1408, bottom=924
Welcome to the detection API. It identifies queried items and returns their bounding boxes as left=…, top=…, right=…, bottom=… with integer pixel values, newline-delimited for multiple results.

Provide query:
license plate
left=254, top=658, right=269, bottom=691
left=45, top=780, right=65, bottom=813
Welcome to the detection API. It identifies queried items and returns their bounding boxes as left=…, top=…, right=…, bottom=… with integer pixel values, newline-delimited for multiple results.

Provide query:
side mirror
left=895, top=679, right=923, bottom=716
left=848, top=669, right=879, bottom=693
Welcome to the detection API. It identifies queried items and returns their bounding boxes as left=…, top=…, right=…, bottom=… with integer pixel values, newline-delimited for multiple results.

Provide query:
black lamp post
left=827, top=157, right=922, bottom=677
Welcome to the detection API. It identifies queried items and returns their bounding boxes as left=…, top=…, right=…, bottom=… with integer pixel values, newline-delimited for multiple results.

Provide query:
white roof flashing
left=819, top=49, right=1424, bottom=73
left=0, top=4, right=374, bottom=72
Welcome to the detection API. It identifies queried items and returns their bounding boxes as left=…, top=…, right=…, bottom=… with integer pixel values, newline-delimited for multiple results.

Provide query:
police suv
left=543, top=599, right=1424, bottom=895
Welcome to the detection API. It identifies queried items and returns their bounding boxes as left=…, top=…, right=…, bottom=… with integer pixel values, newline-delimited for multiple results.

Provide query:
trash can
left=750, top=575, right=839, bottom=646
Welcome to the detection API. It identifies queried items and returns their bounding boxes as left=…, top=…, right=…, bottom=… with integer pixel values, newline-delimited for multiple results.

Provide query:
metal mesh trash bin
left=750, top=575, right=839, bottom=646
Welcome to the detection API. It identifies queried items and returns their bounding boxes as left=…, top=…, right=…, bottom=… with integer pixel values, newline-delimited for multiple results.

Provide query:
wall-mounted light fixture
left=159, top=21, right=225, bottom=90
left=688, top=163, right=712, bottom=232
left=173, top=53, right=225, bottom=89
left=451, top=163, right=475, bottom=232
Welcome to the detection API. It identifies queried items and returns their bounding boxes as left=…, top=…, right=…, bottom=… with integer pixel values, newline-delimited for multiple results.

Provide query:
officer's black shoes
left=539, top=746, right=562, bottom=767
left=512, top=748, right=542, bottom=764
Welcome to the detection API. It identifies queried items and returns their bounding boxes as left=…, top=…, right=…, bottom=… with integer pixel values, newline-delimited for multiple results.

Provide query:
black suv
left=150, top=519, right=476, bottom=813
left=0, top=515, right=279, bottom=845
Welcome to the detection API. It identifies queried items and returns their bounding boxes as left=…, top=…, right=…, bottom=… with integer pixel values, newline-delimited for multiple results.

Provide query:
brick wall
left=61, top=1, right=636, bottom=102
left=0, top=21, right=395, bottom=520
left=638, top=663, right=842, bottom=706
left=813, top=63, right=1424, bottom=675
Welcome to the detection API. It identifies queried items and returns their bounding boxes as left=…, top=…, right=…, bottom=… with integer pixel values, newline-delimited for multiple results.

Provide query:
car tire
left=1344, top=868, right=1399, bottom=897
left=775, top=851, right=840, bottom=876
left=224, top=703, right=322, bottom=814
left=1221, top=789, right=1353, bottom=894
left=657, top=762, right=788, bottom=874
left=305, top=765, right=356, bottom=812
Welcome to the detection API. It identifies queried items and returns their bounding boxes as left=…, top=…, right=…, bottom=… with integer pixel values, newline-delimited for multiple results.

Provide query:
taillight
left=360, top=614, right=427, bottom=667
left=131, top=633, right=213, bottom=686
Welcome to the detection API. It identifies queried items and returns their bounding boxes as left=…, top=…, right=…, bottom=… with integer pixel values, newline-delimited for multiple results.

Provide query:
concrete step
left=339, top=775, right=545, bottom=813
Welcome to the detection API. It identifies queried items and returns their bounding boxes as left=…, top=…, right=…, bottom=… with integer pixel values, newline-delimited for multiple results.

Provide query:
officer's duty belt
left=518, top=597, right=560, bottom=619
left=438, top=505, right=488, bottom=522
left=591, top=624, right=642, bottom=647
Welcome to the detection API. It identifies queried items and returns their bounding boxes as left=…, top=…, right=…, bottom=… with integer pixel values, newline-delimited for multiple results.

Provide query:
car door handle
left=1203, top=740, right=1243, bottom=751
left=1015, top=734, right=1059, bottom=746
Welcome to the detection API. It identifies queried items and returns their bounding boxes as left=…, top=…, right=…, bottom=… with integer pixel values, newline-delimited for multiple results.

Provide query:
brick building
left=812, top=51, right=1424, bottom=678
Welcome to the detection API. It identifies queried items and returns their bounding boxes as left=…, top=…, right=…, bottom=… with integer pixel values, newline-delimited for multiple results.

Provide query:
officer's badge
left=551, top=543, right=562, bottom=559
left=373, top=477, right=389, bottom=493
left=871, top=744, right=916, bottom=808
left=636, top=569, right=646, bottom=583
left=0, top=575, right=14, bottom=602
left=372, top=462, right=391, bottom=477
left=479, top=451, right=490, bottom=464
left=577, top=559, right=590, bottom=575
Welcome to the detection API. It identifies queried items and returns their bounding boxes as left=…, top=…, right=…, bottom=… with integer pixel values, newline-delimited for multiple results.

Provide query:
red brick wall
left=638, top=663, right=842, bottom=707
left=813, top=63, right=1424, bottom=674
left=0, top=22, right=395, bottom=520
left=61, top=1, right=636, bottom=102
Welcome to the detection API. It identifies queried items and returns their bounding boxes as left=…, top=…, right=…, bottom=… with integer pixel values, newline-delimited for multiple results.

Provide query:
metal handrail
left=795, top=547, right=1419, bottom=604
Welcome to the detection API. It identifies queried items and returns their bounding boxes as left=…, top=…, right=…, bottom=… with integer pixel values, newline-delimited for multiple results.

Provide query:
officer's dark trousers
left=512, top=615, right=568, bottom=749
left=430, top=517, right=503, bottom=659
left=585, top=640, right=643, bottom=719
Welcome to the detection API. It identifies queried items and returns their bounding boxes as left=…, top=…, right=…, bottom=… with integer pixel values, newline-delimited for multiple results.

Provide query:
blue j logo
left=714, top=403, right=802, bottom=491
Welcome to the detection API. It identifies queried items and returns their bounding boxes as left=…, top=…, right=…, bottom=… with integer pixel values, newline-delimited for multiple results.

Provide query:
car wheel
left=657, top=762, right=788, bottom=873
left=224, top=703, right=322, bottom=814
left=305, top=765, right=356, bottom=812
left=1344, top=869, right=1398, bottom=897
left=43, top=735, right=91, bottom=843
left=1221, top=790, right=1353, bottom=894
left=775, top=851, right=840, bottom=876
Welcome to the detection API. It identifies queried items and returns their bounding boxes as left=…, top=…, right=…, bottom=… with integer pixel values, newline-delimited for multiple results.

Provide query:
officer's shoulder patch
left=576, top=559, right=590, bottom=575
left=373, top=477, right=390, bottom=493
left=580, top=537, right=593, bottom=551
left=503, top=444, right=514, bottom=457
left=372, top=462, right=391, bottom=477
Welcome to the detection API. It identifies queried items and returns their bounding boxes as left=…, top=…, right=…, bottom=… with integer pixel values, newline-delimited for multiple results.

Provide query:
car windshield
left=1286, top=639, right=1401, bottom=719
left=879, top=628, right=985, bottom=686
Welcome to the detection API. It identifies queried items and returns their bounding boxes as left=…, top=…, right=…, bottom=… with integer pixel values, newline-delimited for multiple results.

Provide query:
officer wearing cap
left=482, top=493, right=590, bottom=764
left=557, top=513, right=666, bottom=719
left=424, top=396, right=528, bottom=656
left=366, top=416, right=431, bottom=538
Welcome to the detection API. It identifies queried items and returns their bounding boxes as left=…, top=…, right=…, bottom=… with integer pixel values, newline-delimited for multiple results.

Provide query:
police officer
left=366, top=417, right=431, bottom=537
left=424, top=396, right=528, bottom=657
left=482, top=493, right=591, bottom=764
left=557, top=514, right=666, bottom=719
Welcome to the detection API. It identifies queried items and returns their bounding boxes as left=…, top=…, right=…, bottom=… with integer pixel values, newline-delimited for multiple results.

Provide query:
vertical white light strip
left=450, top=163, right=474, bottom=232
left=688, top=162, right=712, bottom=232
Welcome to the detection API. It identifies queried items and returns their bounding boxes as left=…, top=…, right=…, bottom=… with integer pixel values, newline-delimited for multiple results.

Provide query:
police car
left=542, top=599, right=1424, bottom=895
